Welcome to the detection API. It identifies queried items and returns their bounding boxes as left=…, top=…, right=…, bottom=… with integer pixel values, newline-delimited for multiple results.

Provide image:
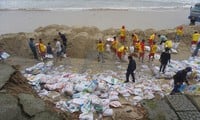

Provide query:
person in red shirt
left=138, top=39, right=145, bottom=63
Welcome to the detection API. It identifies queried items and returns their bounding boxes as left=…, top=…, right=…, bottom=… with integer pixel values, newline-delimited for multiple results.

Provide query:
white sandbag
left=106, top=44, right=111, bottom=52
left=133, top=88, right=143, bottom=96
left=100, top=93, right=109, bottom=99
left=173, top=42, right=180, bottom=49
left=90, top=95, right=102, bottom=105
left=191, top=45, right=196, bottom=53
left=109, top=101, right=122, bottom=108
left=81, top=101, right=93, bottom=113
left=72, top=98, right=87, bottom=105
left=103, top=109, right=113, bottom=117
left=1, top=52, right=10, bottom=59
left=171, top=48, right=178, bottom=54
left=145, top=46, right=150, bottom=51
left=97, top=82, right=107, bottom=91
left=46, top=91, right=60, bottom=101
left=106, top=37, right=114, bottom=42
left=79, top=112, right=93, bottom=120
left=129, top=46, right=134, bottom=54
left=109, top=95, right=119, bottom=101
left=61, top=83, right=74, bottom=96
left=45, top=54, right=54, bottom=59
left=122, top=54, right=129, bottom=62
left=154, top=54, right=160, bottom=60
left=84, top=80, right=98, bottom=92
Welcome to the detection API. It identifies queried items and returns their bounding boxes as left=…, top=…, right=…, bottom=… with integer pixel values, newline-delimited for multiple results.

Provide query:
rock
left=18, top=93, right=46, bottom=116
left=0, top=94, right=22, bottom=120
left=0, top=64, right=15, bottom=89
left=31, top=111, right=61, bottom=120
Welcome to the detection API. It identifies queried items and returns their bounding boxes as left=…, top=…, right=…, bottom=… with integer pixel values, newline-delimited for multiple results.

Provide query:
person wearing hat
left=125, top=55, right=136, bottom=83
left=28, top=38, right=38, bottom=60
left=170, top=67, right=192, bottom=95
left=159, top=47, right=171, bottom=74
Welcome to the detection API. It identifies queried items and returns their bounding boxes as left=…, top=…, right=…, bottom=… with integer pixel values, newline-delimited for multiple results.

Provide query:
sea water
left=0, top=0, right=199, bottom=11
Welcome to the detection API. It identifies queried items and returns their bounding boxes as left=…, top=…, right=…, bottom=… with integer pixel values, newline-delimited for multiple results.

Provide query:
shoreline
left=0, top=8, right=191, bottom=35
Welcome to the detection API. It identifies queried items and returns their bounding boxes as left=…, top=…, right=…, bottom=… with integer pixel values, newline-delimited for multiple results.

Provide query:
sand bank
left=0, top=8, right=191, bottom=35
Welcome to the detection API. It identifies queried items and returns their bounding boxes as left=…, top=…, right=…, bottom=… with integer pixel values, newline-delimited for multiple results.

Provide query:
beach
left=0, top=8, right=191, bottom=35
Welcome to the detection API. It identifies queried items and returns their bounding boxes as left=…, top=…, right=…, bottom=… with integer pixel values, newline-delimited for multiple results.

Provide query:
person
left=148, top=33, right=156, bottom=46
left=125, top=55, right=136, bottom=83
left=192, top=40, right=200, bottom=57
left=164, top=39, right=173, bottom=51
left=38, top=39, right=46, bottom=61
left=170, top=67, right=192, bottom=95
left=111, top=36, right=119, bottom=57
left=58, top=32, right=67, bottom=56
left=191, top=31, right=200, bottom=45
left=138, top=39, right=145, bottom=63
left=132, top=33, right=139, bottom=46
left=175, top=26, right=183, bottom=42
left=159, top=48, right=171, bottom=74
left=97, top=39, right=105, bottom=63
left=47, top=42, right=53, bottom=55
left=133, top=40, right=140, bottom=57
left=28, top=38, right=38, bottom=60
left=117, top=46, right=127, bottom=61
left=120, top=25, right=126, bottom=44
left=54, top=38, right=62, bottom=62
left=158, top=34, right=167, bottom=45
left=149, top=41, right=157, bottom=61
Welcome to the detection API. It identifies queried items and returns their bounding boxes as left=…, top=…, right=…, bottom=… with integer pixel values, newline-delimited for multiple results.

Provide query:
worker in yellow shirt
left=117, top=46, right=127, bottom=61
left=38, top=39, right=46, bottom=61
left=192, top=31, right=200, bottom=45
left=175, top=26, right=183, bottom=42
left=133, top=40, right=140, bottom=57
left=164, top=39, right=173, bottom=50
left=111, top=36, right=119, bottom=55
left=148, top=33, right=156, bottom=46
left=97, top=39, right=105, bottom=63
left=120, top=25, right=126, bottom=44
left=149, top=41, right=157, bottom=62
left=132, top=33, right=139, bottom=46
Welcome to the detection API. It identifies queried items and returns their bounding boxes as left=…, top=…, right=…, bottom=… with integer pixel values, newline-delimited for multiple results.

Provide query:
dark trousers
left=159, top=63, right=167, bottom=73
left=126, top=71, right=135, bottom=82
left=32, top=49, right=38, bottom=59
left=170, top=84, right=181, bottom=95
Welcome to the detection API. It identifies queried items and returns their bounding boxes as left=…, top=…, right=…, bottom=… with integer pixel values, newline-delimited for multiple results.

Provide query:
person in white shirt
left=54, top=38, right=62, bottom=62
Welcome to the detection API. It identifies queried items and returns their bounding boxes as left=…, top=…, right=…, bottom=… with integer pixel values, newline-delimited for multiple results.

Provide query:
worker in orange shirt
left=175, top=26, right=183, bottom=42
left=148, top=33, right=156, bottom=46
left=138, top=39, right=145, bottom=63
left=192, top=31, right=200, bottom=45
left=117, top=46, right=127, bottom=61
left=97, top=39, right=105, bottom=63
left=149, top=41, right=157, bottom=62
left=120, top=25, right=126, bottom=44
left=132, top=33, right=139, bottom=46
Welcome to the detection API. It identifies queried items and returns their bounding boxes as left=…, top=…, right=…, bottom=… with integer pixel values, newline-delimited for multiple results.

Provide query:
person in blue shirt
left=47, top=42, right=53, bottom=55
left=28, top=38, right=38, bottom=60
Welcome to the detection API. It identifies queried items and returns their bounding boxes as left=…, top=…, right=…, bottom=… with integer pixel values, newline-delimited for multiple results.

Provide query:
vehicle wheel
left=190, top=20, right=195, bottom=25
